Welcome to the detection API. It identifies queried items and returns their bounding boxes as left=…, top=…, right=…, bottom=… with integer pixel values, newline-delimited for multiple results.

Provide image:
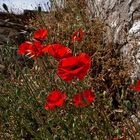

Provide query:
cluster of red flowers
left=18, top=29, right=96, bottom=110
left=18, top=29, right=49, bottom=59
left=44, top=90, right=96, bottom=110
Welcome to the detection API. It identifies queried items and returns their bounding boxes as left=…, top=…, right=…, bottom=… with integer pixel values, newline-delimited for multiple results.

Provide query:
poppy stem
left=73, top=42, right=77, bottom=56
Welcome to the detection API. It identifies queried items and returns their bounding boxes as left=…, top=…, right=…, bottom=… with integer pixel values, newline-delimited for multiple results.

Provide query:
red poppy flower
left=71, top=29, right=84, bottom=42
left=18, top=42, right=32, bottom=55
left=57, top=53, right=91, bottom=82
left=72, top=93, right=86, bottom=107
left=131, top=80, right=140, bottom=92
left=18, top=41, right=45, bottom=59
left=42, top=44, right=72, bottom=60
left=33, top=29, right=48, bottom=40
left=44, top=90, right=66, bottom=110
left=73, top=90, right=96, bottom=107
left=82, top=90, right=96, bottom=104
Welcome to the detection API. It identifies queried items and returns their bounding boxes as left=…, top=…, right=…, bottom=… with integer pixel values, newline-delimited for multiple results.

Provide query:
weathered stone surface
left=88, top=0, right=140, bottom=79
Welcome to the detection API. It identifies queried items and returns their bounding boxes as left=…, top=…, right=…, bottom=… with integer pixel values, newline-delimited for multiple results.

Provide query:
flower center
left=72, top=65, right=80, bottom=70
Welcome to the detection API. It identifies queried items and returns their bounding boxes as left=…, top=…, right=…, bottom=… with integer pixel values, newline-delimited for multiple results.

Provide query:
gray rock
left=87, top=0, right=140, bottom=79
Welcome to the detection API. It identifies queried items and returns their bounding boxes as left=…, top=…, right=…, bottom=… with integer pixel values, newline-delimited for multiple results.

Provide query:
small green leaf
left=125, top=100, right=132, bottom=110
left=15, top=88, right=21, bottom=97
left=82, top=98, right=87, bottom=104
left=134, top=80, right=137, bottom=86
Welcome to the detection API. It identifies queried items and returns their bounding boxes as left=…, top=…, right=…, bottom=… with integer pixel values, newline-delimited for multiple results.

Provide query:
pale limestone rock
left=87, top=0, right=140, bottom=79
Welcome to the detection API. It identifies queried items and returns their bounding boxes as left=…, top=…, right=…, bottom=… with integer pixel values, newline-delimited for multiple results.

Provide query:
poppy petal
left=73, top=90, right=96, bottom=107
left=44, top=91, right=66, bottom=110
left=71, top=29, right=84, bottom=42
left=18, top=42, right=33, bottom=55
left=73, top=94, right=86, bottom=107
left=57, top=53, right=91, bottom=82
left=42, top=44, right=72, bottom=60
left=131, top=80, right=140, bottom=92
left=33, top=29, right=48, bottom=40
left=82, top=90, right=96, bottom=104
